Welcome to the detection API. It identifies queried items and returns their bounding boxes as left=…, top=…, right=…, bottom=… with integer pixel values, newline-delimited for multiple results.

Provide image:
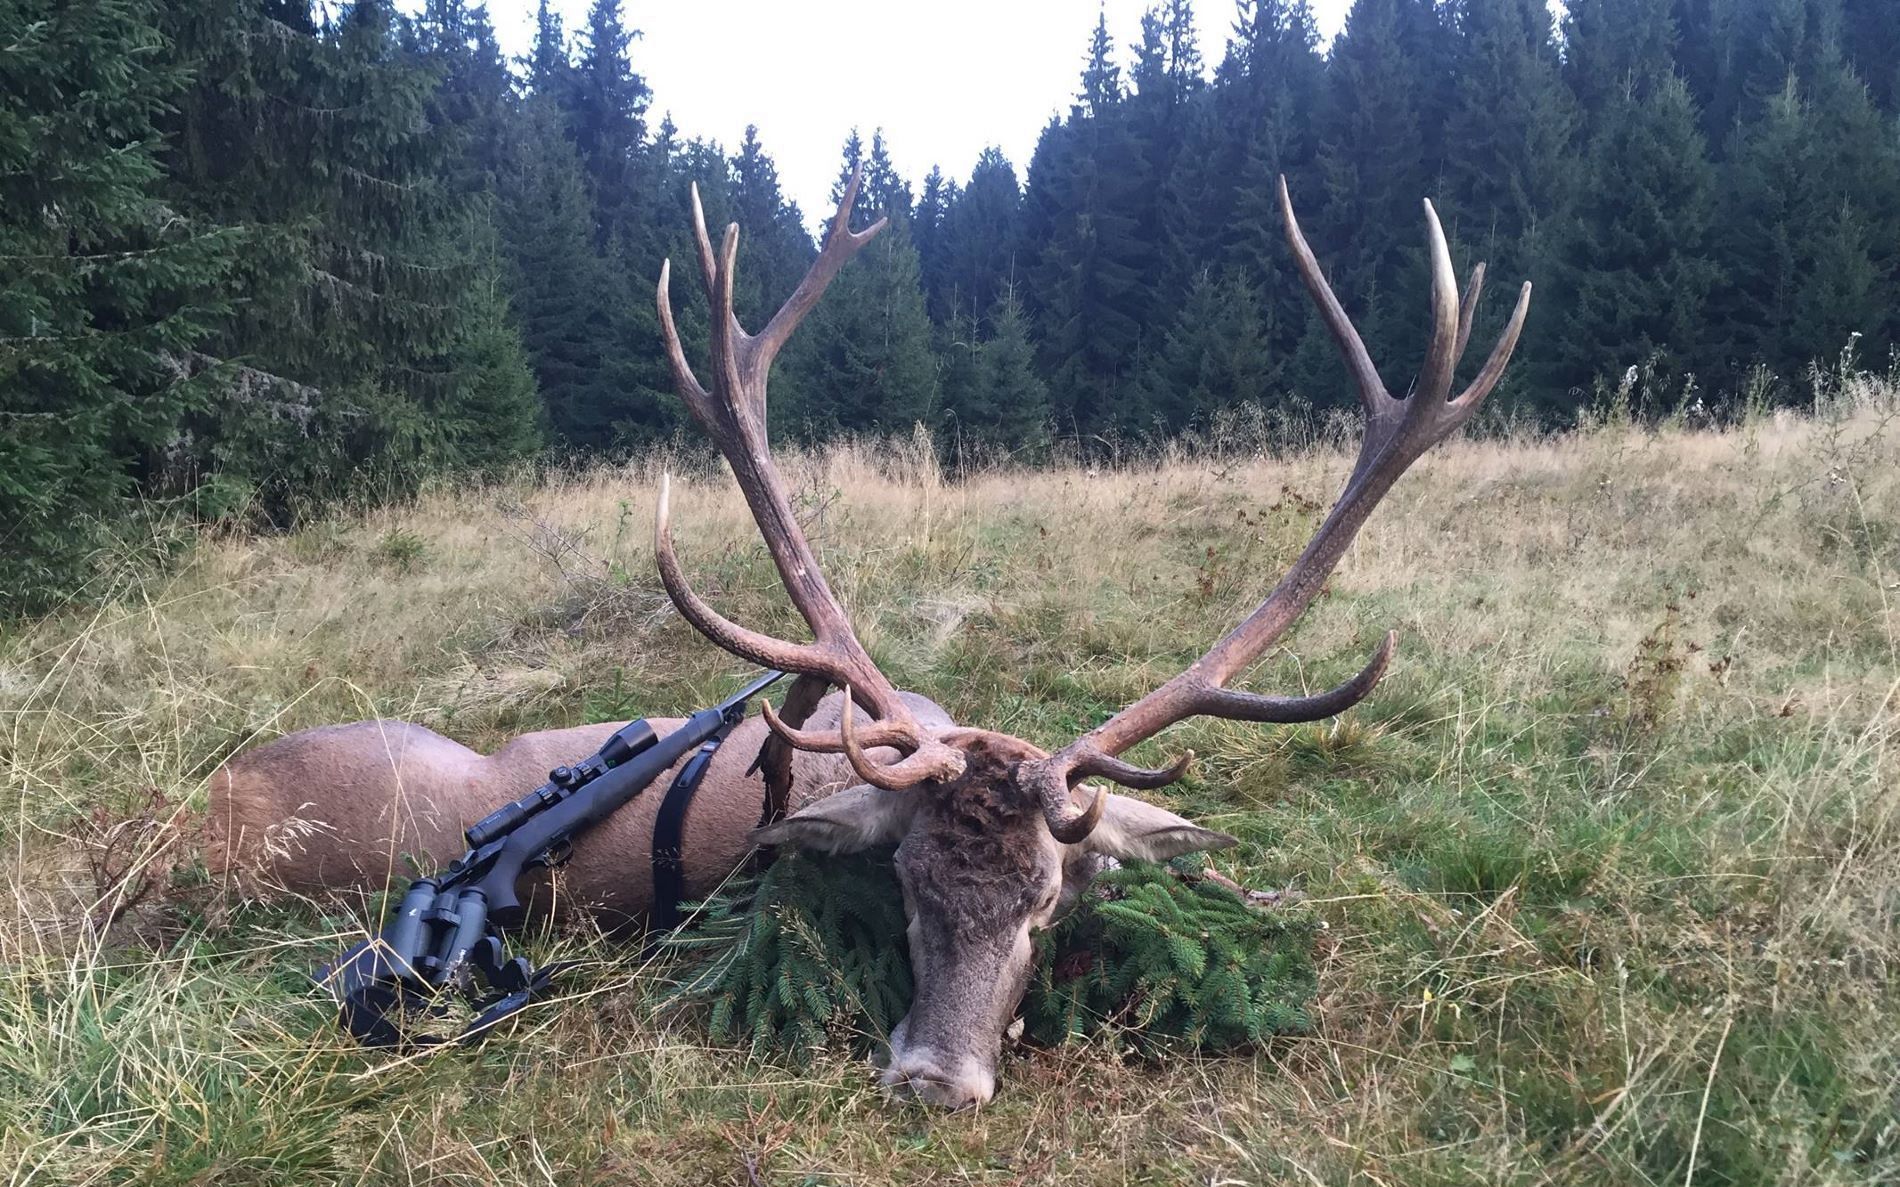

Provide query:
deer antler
left=653, top=169, right=966, bottom=790
left=1023, top=176, right=1532, bottom=843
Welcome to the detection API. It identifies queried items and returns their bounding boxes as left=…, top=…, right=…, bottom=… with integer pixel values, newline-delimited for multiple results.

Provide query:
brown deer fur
left=205, top=691, right=950, bottom=922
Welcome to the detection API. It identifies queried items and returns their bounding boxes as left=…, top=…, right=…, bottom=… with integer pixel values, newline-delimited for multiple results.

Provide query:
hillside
left=2, top=384, right=1896, bottom=1185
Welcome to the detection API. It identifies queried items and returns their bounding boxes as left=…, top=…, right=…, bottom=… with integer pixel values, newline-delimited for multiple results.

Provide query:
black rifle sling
left=649, top=729, right=729, bottom=931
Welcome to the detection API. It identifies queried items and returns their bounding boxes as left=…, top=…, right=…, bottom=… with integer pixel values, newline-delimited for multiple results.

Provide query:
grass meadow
left=3, top=379, right=1897, bottom=1185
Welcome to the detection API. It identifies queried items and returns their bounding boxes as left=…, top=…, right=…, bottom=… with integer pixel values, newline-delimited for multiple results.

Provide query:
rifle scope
left=463, top=717, right=659, bottom=847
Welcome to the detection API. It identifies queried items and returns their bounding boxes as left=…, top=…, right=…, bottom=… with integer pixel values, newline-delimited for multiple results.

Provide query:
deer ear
left=1086, top=793, right=1237, bottom=862
left=751, top=784, right=917, bottom=854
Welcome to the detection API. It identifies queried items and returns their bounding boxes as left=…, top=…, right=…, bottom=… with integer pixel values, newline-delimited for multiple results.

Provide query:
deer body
left=206, top=692, right=946, bottom=919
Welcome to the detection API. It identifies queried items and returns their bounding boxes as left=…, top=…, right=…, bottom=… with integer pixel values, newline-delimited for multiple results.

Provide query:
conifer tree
left=1540, top=76, right=1720, bottom=411
left=437, top=224, right=545, bottom=471
left=1841, top=0, right=1900, bottom=111
left=1130, top=269, right=1276, bottom=432
left=1305, top=0, right=1449, bottom=405
left=1801, top=45, right=1900, bottom=360
left=1706, top=78, right=1811, bottom=386
left=729, top=126, right=816, bottom=322
left=498, top=97, right=630, bottom=447
left=159, top=0, right=534, bottom=506
left=1028, top=13, right=1151, bottom=434
left=778, top=134, right=937, bottom=438
left=830, top=129, right=868, bottom=207
left=1711, top=60, right=1898, bottom=388
left=1, top=0, right=235, bottom=608
left=565, top=0, right=650, bottom=246
left=863, top=130, right=914, bottom=224
left=1563, top=0, right=1680, bottom=117
left=779, top=231, right=938, bottom=438
left=1127, top=0, right=1207, bottom=320
left=979, top=288, right=1053, bottom=448
left=414, top=0, right=517, bottom=194
left=1211, top=1, right=1326, bottom=366
left=913, top=165, right=956, bottom=319
left=935, top=306, right=985, bottom=450
left=938, top=286, right=1051, bottom=453
left=1440, top=0, right=1573, bottom=401
left=939, top=148, right=1022, bottom=323
left=529, top=0, right=569, bottom=90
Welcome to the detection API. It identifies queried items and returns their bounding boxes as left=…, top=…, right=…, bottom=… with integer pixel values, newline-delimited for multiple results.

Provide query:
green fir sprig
left=663, top=852, right=1317, bottom=1057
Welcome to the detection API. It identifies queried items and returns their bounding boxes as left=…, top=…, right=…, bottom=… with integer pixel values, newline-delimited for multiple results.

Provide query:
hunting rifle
left=319, top=669, right=785, bottom=1048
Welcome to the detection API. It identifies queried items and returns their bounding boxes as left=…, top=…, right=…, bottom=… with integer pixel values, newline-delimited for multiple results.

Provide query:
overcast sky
left=477, top=1, right=1359, bottom=224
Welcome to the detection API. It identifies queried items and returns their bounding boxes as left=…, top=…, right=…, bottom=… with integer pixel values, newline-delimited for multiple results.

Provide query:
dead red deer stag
left=649, top=169, right=1529, bottom=1106
left=208, top=169, right=1529, bottom=1109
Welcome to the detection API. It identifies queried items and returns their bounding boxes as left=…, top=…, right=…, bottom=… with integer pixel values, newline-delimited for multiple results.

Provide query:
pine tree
left=1210, top=1, right=1326, bottom=368
left=778, top=231, right=938, bottom=439
left=913, top=165, right=956, bottom=319
left=528, top=0, right=569, bottom=90
left=1540, top=76, right=1720, bottom=412
left=0, top=0, right=235, bottom=608
left=863, top=130, right=914, bottom=224
left=414, top=0, right=517, bottom=195
left=410, top=0, right=544, bottom=464
left=1127, top=0, right=1207, bottom=323
left=437, top=222, right=545, bottom=472
left=934, top=306, right=985, bottom=451
left=565, top=0, right=650, bottom=247
left=1440, top=0, right=1573, bottom=406
left=1707, top=79, right=1812, bottom=386
left=1841, top=0, right=1900, bottom=111
left=1801, top=44, right=1900, bottom=364
left=830, top=128, right=867, bottom=207
left=1304, top=0, right=1451, bottom=406
left=500, top=98, right=606, bottom=442
left=1711, top=59, right=1898, bottom=391
left=729, top=125, right=817, bottom=323
left=979, top=289, right=1053, bottom=449
left=1130, top=269, right=1276, bottom=433
left=1027, top=13, right=1151, bottom=435
left=938, top=286, right=1051, bottom=454
left=778, top=134, right=937, bottom=439
left=939, top=148, right=1022, bottom=323
left=157, top=0, right=522, bottom=507
left=1563, top=0, right=1680, bottom=117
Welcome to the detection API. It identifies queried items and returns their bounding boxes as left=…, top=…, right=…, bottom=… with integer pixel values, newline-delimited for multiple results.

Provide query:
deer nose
left=881, top=1056, right=994, bottom=1109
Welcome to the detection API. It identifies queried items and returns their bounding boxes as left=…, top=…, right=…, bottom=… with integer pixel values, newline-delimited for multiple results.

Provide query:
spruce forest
left=7, top=0, right=1900, bottom=612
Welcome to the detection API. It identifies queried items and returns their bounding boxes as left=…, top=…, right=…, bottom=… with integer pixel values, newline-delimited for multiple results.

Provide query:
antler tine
left=760, top=695, right=921, bottom=754
left=1023, top=182, right=1532, bottom=844
left=838, top=693, right=946, bottom=791
left=1277, top=175, right=1388, bottom=416
left=655, top=260, right=710, bottom=412
left=688, top=181, right=719, bottom=295
left=709, top=222, right=745, bottom=408
left=1454, top=280, right=1533, bottom=412
left=653, top=474, right=822, bottom=672
left=1453, top=262, right=1485, bottom=371
left=1190, top=629, right=1396, bottom=723
left=755, top=167, right=888, bottom=369
left=1414, top=199, right=1462, bottom=406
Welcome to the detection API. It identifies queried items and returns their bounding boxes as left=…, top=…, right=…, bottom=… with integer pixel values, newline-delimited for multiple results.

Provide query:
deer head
left=653, top=169, right=1531, bottom=1108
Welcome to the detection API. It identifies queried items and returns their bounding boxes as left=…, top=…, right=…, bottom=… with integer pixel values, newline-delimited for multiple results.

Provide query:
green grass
left=3, top=397, right=1897, bottom=1184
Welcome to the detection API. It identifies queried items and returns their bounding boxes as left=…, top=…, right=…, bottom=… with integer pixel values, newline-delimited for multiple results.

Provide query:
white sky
left=478, top=1, right=1356, bottom=223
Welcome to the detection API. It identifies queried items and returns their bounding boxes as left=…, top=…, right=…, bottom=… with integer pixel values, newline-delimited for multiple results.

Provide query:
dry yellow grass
left=2, top=384, right=1896, bottom=1184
